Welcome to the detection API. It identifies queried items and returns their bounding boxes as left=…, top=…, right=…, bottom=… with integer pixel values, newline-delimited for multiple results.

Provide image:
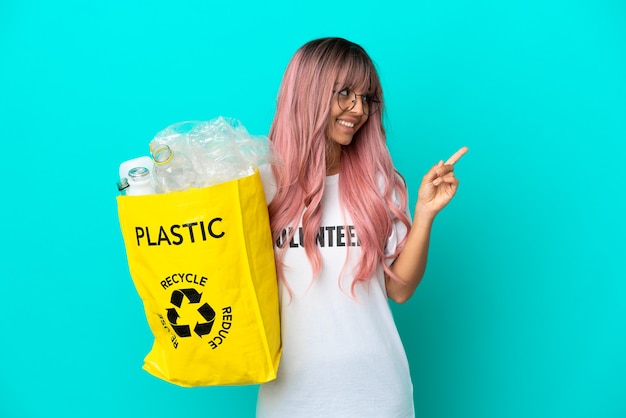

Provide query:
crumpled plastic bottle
left=186, top=118, right=250, bottom=186
left=151, top=144, right=196, bottom=193
left=147, top=116, right=271, bottom=193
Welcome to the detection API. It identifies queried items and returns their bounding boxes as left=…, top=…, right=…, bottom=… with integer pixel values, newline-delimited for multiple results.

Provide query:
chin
left=330, top=135, right=354, bottom=146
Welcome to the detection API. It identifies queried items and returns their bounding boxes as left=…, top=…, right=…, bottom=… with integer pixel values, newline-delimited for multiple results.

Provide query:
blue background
left=1, top=0, right=625, bottom=417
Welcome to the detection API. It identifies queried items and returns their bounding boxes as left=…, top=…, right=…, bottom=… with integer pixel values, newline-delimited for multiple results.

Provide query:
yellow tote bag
left=117, top=170, right=281, bottom=387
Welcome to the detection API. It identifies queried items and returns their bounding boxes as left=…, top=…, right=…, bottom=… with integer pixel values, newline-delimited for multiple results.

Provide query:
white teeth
left=338, top=120, right=355, bottom=128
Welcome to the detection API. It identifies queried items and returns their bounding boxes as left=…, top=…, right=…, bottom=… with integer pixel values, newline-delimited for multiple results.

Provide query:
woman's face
left=326, top=88, right=369, bottom=147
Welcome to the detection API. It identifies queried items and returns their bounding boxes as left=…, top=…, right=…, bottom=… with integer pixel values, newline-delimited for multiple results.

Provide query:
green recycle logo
left=166, top=288, right=216, bottom=338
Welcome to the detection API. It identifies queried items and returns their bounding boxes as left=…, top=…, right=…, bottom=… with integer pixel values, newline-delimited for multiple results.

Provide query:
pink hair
left=268, top=37, right=411, bottom=294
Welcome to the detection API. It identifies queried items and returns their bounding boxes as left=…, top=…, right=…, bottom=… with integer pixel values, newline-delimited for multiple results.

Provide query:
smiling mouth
left=337, top=119, right=355, bottom=128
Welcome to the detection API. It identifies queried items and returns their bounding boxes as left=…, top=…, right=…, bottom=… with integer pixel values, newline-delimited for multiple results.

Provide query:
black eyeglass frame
left=333, top=88, right=381, bottom=116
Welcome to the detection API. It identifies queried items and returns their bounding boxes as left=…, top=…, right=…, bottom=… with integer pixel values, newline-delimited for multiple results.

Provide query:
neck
left=326, top=141, right=342, bottom=176
left=326, top=164, right=340, bottom=176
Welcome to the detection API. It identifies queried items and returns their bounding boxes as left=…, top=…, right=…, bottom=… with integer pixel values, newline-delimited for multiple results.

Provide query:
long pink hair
left=268, top=37, right=410, bottom=293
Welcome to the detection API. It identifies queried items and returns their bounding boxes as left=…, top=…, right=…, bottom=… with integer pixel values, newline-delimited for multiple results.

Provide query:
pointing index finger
left=445, top=146, right=469, bottom=166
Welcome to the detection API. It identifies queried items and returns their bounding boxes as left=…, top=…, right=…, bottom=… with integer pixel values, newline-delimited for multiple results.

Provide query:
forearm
left=386, top=147, right=466, bottom=303
left=386, top=206, right=435, bottom=303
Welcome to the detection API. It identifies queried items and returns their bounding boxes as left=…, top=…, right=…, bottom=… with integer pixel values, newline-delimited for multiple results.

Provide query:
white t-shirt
left=256, top=167, right=414, bottom=418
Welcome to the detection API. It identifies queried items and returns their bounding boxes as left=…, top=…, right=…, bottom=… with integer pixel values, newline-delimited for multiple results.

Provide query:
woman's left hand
left=416, top=146, right=468, bottom=219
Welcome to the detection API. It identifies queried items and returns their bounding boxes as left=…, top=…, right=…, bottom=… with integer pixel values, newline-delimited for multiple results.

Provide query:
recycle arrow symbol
left=170, top=288, right=203, bottom=308
left=167, top=307, right=191, bottom=338
left=172, top=324, right=192, bottom=338
left=194, top=303, right=216, bottom=337
left=166, top=308, right=179, bottom=324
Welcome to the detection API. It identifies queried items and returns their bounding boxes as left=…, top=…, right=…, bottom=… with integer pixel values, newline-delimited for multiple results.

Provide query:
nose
left=350, top=96, right=366, bottom=115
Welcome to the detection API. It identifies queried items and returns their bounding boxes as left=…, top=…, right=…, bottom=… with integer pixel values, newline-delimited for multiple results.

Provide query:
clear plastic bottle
left=151, top=144, right=195, bottom=193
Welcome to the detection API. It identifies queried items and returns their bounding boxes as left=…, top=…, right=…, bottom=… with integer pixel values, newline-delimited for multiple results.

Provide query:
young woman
left=257, top=37, right=467, bottom=418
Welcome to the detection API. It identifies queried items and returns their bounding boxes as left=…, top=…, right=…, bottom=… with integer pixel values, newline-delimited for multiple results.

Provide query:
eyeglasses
left=334, top=88, right=380, bottom=116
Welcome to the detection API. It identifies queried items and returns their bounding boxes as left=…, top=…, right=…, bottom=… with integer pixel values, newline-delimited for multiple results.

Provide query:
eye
left=362, top=95, right=371, bottom=104
left=338, top=88, right=351, bottom=97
